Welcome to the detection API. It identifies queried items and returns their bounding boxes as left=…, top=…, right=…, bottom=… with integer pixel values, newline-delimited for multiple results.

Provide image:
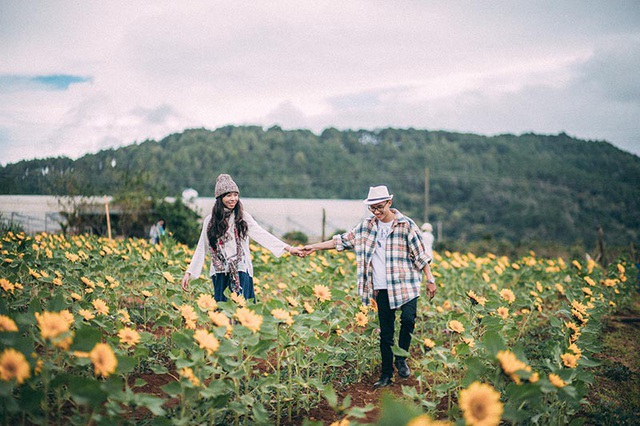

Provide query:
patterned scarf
left=209, top=214, right=245, bottom=294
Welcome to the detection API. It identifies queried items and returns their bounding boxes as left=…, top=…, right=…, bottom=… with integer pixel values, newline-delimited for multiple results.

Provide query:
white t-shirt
left=372, top=220, right=393, bottom=290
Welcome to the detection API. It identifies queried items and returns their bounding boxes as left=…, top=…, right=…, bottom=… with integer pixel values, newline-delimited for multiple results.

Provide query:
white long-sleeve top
left=185, top=211, right=288, bottom=280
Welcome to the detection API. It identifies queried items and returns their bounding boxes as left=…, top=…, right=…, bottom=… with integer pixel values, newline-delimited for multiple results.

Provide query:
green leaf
left=134, top=393, right=167, bottom=416
left=323, top=384, right=338, bottom=408
left=71, top=325, right=102, bottom=351
left=480, top=330, right=506, bottom=357
left=161, top=381, right=182, bottom=397
left=68, top=376, right=109, bottom=406
left=116, top=355, right=137, bottom=375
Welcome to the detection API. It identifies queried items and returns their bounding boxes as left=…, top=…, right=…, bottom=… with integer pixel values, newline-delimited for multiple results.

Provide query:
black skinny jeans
left=375, top=290, right=418, bottom=378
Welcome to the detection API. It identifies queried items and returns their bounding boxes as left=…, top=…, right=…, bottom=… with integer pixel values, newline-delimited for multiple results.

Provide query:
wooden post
left=104, top=196, right=112, bottom=240
left=424, top=166, right=430, bottom=223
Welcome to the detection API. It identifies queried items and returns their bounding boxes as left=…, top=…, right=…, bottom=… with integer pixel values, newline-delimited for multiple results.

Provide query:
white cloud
left=0, top=0, right=639, bottom=166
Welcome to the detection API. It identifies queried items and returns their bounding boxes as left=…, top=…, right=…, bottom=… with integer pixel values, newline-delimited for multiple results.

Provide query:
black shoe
left=395, top=359, right=410, bottom=378
left=373, top=376, right=393, bottom=389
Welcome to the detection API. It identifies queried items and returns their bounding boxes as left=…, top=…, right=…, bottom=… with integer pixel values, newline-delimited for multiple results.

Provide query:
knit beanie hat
left=214, top=174, right=239, bottom=198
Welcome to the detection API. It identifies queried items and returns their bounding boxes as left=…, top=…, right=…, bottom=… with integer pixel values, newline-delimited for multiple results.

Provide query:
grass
left=581, top=291, right=640, bottom=425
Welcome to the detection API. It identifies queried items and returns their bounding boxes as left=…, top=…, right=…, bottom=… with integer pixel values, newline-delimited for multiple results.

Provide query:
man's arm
left=302, top=239, right=336, bottom=255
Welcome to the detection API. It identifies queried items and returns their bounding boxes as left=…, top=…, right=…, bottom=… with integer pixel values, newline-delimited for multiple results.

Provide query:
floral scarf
left=209, top=217, right=245, bottom=294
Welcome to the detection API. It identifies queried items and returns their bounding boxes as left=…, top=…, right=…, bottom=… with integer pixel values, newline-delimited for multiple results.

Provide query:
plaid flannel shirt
left=333, top=209, right=432, bottom=309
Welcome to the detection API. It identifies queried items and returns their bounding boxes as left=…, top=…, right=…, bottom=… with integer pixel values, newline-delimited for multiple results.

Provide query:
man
left=302, top=185, right=436, bottom=389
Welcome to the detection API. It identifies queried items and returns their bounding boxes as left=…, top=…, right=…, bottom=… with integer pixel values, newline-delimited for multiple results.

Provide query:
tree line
left=1, top=126, right=638, bottom=256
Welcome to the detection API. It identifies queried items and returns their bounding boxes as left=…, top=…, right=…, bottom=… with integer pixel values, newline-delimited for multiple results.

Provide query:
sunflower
left=196, top=294, right=218, bottom=311
left=0, top=315, right=18, bottom=332
left=179, top=367, right=201, bottom=387
left=235, top=307, right=263, bottom=333
left=499, top=289, right=516, bottom=304
left=35, top=311, right=71, bottom=340
left=230, top=292, right=247, bottom=307
left=208, top=311, right=231, bottom=329
left=467, top=290, right=486, bottom=306
left=0, top=278, right=15, bottom=293
left=89, top=343, right=117, bottom=378
left=458, top=381, right=503, bottom=426
left=423, top=338, right=436, bottom=349
left=0, top=348, right=31, bottom=384
left=407, top=414, right=452, bottom=426
left=313, top=284, right=331, bottom=302
left=92, top=299, right=110, bottom=316
left=193, top=329, right=220, bottom=354
left=354, top=312, right=369, bottom=327
left=162, top=271, right=175, bottom=283
left=448, top=320, right=465, bottom=334
left=79, top=309, right=95, bottom=321
left=117, top=327, right=141, bottom=347
left=178, top=305, right=198, bottom=329
left=117, top=309, right=131, bottom=323
left=271, top=308, right=294, bottom=326
left=496, top=307, right=509, bottom=320
left=496, top=350, right=531, bottom=384
left=561, top=353, right=578, bottom=368
left=303, top=302, right=315, bottom=314
left=286, top=296, right=299, bottom=307
left=548, top=373, right=566, bottom=388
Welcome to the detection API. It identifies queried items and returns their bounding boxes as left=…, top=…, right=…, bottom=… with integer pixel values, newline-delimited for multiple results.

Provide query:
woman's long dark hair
left=206, top=194, right=248, bottom=248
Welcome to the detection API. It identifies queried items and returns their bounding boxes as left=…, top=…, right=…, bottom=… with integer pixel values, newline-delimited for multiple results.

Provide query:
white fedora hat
left=363, top=185, right=394, bottom=205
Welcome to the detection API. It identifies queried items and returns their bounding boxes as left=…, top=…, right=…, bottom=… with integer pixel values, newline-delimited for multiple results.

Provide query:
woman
left=181, top=174, right=303, bottom=301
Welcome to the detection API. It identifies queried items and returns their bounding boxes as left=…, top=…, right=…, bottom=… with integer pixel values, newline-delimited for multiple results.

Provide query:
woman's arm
left=181, top=215, right=210, bottom=290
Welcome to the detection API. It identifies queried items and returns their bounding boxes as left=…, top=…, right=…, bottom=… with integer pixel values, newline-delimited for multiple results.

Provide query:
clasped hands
left=287, top=245, right=317, bottom=257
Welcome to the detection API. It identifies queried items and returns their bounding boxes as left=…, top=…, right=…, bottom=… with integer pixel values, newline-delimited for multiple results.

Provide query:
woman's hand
left=181, top=272, right=190, bottom=291
left=288, top=246, right=305, bottom=257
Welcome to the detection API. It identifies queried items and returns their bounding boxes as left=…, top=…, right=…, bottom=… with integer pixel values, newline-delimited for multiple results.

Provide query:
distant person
left=181, top=174, right=304, bottom=301
left=302, top=185, right=436, bottom=389
left=421, top=222, right=434, bottom=257
left=149, top=219, right=165, bottom=244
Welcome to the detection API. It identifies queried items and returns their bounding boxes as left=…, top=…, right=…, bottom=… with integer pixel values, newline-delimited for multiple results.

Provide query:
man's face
left=368, top=200, right=393, bottom=221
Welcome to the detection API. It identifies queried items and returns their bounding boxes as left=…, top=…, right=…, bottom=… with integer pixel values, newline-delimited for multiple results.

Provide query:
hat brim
left=363, top=195, right=393, bottom=205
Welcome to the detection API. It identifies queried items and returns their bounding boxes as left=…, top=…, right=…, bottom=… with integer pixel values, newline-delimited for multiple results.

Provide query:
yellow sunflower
left=458, top=381, right=503, bottom=426
left=354, top=312, right=369, bottom=327
left=193, top=329, right=220, bottom=354
left=235, top=307, right=263, bottom=333
left=548, top=373, right=566, bottom=388
left=0, top=315, right=18, bottom=332
left=313, top=284, right=332, bottom=302
left=0, top=348, right=31, bottom=384
left=448, top=320, right=465, bottom=334
left=196, top=294, right=218, bottom=311
left=35, top=311, right=71, bottom=340
left=90, top=343, right=117, bottom=378
left=117, top=327, right=141, bottom=347
left=92, top=299, right=110, bottom=316
left=499, top=289, right=516, bottom=304
left=271, top=308, right=294, bottom=326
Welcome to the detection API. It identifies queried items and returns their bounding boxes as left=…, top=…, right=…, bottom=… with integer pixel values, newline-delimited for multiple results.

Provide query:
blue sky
left=1, top=0, right=639, bottom=166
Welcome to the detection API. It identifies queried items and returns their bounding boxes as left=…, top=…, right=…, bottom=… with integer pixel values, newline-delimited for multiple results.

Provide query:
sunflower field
left=0, top=230, right=635, bottom=425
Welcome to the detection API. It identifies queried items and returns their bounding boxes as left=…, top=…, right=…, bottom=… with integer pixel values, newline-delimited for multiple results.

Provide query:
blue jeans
left=376, top=290, right=417, bottom=378
left=212, top=271, right=255, bottom=302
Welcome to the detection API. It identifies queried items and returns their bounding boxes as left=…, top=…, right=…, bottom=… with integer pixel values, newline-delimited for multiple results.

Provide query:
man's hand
left=426, top=281, right=436, bottom=300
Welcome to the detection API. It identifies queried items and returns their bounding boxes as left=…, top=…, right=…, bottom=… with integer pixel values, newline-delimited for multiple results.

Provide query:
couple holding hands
left=181, top=174, right=437, bottom=388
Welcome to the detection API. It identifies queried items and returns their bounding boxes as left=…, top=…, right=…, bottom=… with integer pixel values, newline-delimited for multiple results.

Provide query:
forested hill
left=1, top=126, right=639, bottom=250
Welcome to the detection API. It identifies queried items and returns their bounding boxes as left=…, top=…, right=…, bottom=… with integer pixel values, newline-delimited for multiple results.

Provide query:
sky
left=1, top=1, right=639, bottom=166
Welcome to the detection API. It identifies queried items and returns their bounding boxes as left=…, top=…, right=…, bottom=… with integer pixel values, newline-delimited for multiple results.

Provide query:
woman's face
left=222, top=192, right=239, bottom=210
